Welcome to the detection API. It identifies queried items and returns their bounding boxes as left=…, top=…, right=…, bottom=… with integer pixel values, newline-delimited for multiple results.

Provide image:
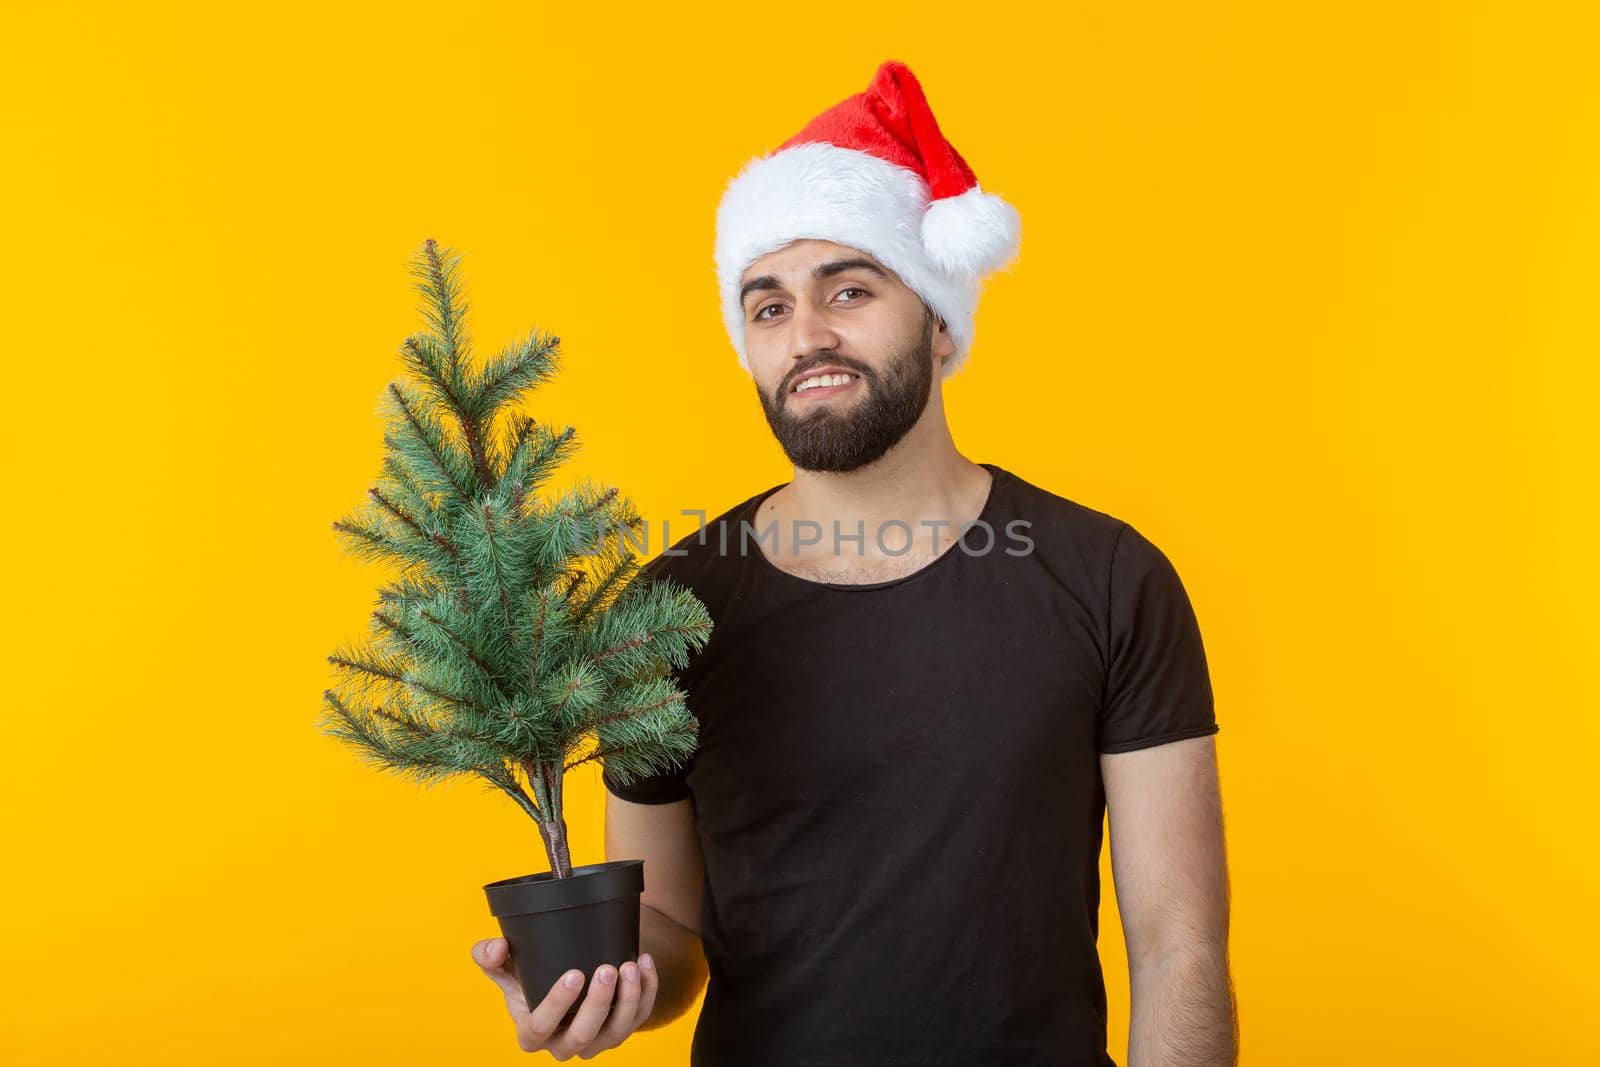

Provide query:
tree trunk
left=537, top=816, right=573, bottom=878
left=521, top=758, right=572, bottom=878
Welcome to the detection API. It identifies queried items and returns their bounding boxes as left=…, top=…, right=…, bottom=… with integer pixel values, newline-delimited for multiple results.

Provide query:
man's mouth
left=790, top=371, right=861, bottom=399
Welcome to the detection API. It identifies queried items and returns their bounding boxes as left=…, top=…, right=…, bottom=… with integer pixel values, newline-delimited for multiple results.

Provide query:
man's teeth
left=795, top=373, right=857, bottom=393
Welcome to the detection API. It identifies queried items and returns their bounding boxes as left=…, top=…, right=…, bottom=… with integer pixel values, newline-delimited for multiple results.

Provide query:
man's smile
left=790, top=371, right=862, bottom=400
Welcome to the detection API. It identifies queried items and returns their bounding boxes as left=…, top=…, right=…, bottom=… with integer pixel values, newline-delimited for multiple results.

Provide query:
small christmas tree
left=321, top=238, right=711, bottom=879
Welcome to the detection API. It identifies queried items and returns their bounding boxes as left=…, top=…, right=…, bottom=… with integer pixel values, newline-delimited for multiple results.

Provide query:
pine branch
left=383, top=380, right=477, bottom=507
left=381, top=453, right=436, bottom=518
left=492, top=420, right=578, bottom=515
left=528, top=587, right=551, bottom=685
left=376, top=574, right=450, bottom=609
left=395, top=329, right=504, bottom=498
left=579, top=486, right=620, bottom=518
left=415, top=608, right=509, bottom=697
left=429, top=529, right=465, bottom=567
left=369, top=608, right=422, bottom=661
left=367, top=698, right=500, bottom=749
left=330, top=516, right=401, bottom=562
left=564, top=744, right=627, bottom=774
left=472, top=499, right=518, bottom=630
left=586, top=688, right=685, bottom=731
left=320, top=689, right=484, bottom=784
left=327, top=650, right=487, bottom=716
left=407, top=238, right=471, bottom=377
left=593, top=632, right=649, bottom=667
left=475, top=763, right=541, bottom=819
left=448, top=384, right=496, bottom=495
left=474, top=329, right=561, bottom=424
left=570, top=554, right=640, bottom=629
left=541, top=661, right=604, bottom=722
left=368, top=486, right=433, bottom=546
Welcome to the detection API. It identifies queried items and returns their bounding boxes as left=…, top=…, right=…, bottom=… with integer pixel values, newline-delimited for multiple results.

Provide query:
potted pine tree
left=320, top=238, right=711, bottom=1024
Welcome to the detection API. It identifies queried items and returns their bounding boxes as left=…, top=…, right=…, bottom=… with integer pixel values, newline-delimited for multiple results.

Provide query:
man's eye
left=753, top=288, right=867, bottom=322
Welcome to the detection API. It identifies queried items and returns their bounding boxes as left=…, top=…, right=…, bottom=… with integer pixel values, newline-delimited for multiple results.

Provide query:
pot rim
left=484, top=859, right=644, bottom=918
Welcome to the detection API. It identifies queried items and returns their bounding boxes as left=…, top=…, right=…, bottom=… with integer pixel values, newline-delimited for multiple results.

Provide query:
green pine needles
left=321, top=238, right=712, bottom=879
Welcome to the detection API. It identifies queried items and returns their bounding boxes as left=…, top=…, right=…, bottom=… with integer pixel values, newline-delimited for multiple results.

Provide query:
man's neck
left=759, top=434, right=993, bottom=568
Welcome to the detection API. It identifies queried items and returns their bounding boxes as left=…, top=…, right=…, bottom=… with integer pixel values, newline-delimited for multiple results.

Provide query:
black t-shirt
left=602, top=462, right=1219, bottom=1066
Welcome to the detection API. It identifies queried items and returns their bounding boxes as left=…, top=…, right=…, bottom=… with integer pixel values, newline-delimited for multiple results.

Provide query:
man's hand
left=472, top=937, right=660, bottom=1060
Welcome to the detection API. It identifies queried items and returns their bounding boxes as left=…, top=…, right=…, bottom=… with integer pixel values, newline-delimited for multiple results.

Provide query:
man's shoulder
left=992, top=463, right=1128, bottom=555
left=634, top=482, right=774, bottom=592
left=991, top=464, right=1196, bottom=598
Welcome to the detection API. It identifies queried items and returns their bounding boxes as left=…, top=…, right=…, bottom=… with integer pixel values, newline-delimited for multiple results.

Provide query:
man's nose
left=785, top=299, right=842, bottom=360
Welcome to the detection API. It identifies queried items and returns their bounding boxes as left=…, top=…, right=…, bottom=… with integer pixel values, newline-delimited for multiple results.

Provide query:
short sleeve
left=602, top=755, right=694, bottom=804
left=1097, top=522, right=1220, bottom=754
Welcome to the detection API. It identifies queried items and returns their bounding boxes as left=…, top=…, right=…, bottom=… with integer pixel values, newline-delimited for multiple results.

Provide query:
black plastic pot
left=484, top=859, right=645, bottom=1029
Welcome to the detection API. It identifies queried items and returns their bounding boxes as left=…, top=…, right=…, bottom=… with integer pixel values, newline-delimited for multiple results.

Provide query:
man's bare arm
left=1102, top=734, right=1238, bottom=1066
left=605, top=792, right=709, bottom=1031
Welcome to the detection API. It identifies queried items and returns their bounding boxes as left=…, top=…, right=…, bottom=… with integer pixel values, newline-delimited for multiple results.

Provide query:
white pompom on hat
left=715, top=60, right=1022, bottom=379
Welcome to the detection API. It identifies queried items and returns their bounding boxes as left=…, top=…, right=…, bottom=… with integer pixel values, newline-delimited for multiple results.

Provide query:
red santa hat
left=715, top=60, right=1022, bottom=379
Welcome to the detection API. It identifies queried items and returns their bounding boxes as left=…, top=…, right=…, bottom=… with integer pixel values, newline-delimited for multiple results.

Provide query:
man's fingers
left=471, top=937, right=507, bottom=974
left=471, top=938, right=531, bottom=1014
left=633, top=953, right=660, bottom=1031
left=550, top=965, right=620, bottom=1058
left=519, top=968, right=588, bottom=1052
left=581, top=961, right=644, bottom=1053
left=472, top=944, right=657, bottom=1057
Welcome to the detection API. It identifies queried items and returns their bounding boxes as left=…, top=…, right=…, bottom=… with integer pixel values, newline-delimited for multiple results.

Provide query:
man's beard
left=756, top=308, right=936, bottom=473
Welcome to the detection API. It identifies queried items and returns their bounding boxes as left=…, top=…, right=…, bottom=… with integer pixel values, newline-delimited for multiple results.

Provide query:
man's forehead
left=739, top=240, right=887, bottom=284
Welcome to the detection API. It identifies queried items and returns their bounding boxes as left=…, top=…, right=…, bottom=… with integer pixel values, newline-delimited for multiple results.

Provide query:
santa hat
left=714, top=60, right=1022, bottom=379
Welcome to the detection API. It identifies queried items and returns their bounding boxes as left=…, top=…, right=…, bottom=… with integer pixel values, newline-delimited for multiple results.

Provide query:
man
left=473, top=60, right=1238, bottom=1065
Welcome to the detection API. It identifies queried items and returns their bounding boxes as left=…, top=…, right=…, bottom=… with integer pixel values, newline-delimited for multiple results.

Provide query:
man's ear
left=930, top=311, right=957, bottom=362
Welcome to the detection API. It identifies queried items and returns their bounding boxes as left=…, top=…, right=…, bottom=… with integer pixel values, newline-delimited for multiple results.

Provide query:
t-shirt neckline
left=745, top=462, right=1007, bottom=593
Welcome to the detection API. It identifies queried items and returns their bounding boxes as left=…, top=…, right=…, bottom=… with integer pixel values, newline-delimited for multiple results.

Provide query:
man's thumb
left=473, top=937, right=506, bottom=966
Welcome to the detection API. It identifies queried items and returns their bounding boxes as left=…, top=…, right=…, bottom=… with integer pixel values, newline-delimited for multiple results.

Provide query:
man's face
left=739, top=239, right=956, bottom=473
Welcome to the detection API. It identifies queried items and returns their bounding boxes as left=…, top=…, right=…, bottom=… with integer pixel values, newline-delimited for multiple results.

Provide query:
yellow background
left=4, top=3, right=1596, bottom=1063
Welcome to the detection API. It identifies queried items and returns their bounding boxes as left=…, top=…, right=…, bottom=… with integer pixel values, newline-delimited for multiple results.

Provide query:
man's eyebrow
left=739, top=258, right=891, bottom=308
